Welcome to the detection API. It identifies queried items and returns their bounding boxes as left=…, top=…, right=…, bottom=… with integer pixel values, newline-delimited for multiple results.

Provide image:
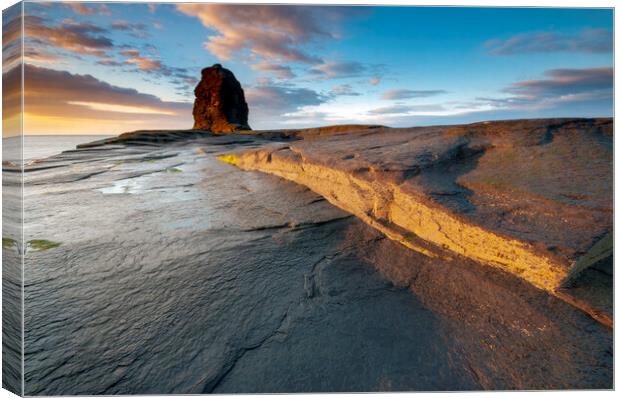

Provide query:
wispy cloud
left=307, top=61, right=387, bottom=84
left=20, top=64, right=190, bottom=115
left=285, top=100, right=494, bottom=128
left=485, top=29, right=612, bottom=55
left=6, top=8, right=199, bottom=99
left=308, top=61, right=366, bottom=79
left=250, top=62, right=296, bottom=79
left=504, top=67, right=612, bottom=102
left=117, top=47, right=199, bottom=95
left=330, top=84, right=361, bottom=97
left=4, top=64, right=191, bottom=133
left=111, top=20, right=150, bottom=39
left=66, top=3, right=112, bottom=17
left=120, top=48, right=162, bottom=71
left=2, top=10, right=23, bottom=72
left=368, top=104, right=416, bottom=115
left=22, top=15, right=113, bottom=58
left=96, top=57, right=123, bottom=67
left=368, top=104, right=447, bottom=115
left=244, top=80, right=328, bottom=127
left=381, top=89, right=447, bottom=100
left=176, top=4, right=350, bottom=64
left=246, top=83, right=326, bottom=114
left=472, top=67, right=613, bottom=115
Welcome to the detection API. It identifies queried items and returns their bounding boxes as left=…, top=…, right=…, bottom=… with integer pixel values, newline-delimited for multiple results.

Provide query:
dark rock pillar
left=192, top=64, right=251, bottom=132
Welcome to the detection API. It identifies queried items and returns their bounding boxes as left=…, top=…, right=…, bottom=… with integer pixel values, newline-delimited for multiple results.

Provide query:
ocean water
left=2, top=135, right=112, bottom=162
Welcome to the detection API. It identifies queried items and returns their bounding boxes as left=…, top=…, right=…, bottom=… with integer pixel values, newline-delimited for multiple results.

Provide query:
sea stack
left=192, top=64, right=251, bottom=132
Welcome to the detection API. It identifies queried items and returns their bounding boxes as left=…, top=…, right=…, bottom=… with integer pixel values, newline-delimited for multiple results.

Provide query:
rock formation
left=219, top=118, right=613, bottom=326
left=192, top=64, right=251, bottom=132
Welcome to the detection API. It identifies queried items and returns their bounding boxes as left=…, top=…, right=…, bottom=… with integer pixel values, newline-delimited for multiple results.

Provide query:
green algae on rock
left=28, top=239, right=61, bottom=252
left=3, top=237, right=17, bottom=250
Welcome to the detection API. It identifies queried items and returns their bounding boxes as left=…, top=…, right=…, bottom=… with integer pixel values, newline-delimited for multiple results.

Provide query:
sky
left=1, top=1, right=614, bottom=135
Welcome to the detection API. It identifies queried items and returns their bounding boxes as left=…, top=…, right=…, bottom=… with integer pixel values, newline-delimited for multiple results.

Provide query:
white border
left=0, top=1, right=617, bottom=398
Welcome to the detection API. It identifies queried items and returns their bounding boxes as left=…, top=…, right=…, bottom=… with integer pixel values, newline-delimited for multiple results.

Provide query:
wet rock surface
left=7, top=127, right=613, bottom=393
left=224, top=118, right=613, bottom=324
left=192, top=64, right=250, bottom=132
left=2, top=152, right=23, bottom=394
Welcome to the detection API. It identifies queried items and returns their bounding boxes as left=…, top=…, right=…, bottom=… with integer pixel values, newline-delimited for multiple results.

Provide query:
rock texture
left=17, top=133, right=612, bottom=393
left=220, top=118, right=613, bottom=326
left=192, top=64, right=250, bottom=132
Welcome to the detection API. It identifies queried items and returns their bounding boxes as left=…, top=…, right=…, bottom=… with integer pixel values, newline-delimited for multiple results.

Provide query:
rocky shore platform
left=219, top=118, right=613, bottom=326
left=4, top=118, right=612, bottom=393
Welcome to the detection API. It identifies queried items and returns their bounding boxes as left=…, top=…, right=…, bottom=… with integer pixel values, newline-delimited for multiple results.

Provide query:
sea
left=2, top=135, right=112, bottom=163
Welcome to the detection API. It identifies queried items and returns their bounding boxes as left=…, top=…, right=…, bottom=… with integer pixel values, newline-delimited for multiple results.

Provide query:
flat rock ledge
left=219, top=118, right=613, bottom=326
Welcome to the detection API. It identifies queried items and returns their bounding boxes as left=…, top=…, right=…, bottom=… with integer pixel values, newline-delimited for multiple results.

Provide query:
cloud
left=96, top=58, right=123, bottom=67
left=4, top=64, right=192, bottom=133
left=120, top=48, right=162, bottom=71
left=284, top=100, right=494, bottom=129
left=330, top=84, right=361, bottom=97
left=368, top=104, right=446, bottom=115
left=66, top=3, right=112, bottom=17
left=21, top=64, right=190, bottom=115
left=246, top=84, right=326, bottom=114
left=2, top=11, right=22, bottom=72
left=472, top=67, right=613, bottom=117
left=23, top=15, right=113, bottom=58
left=308, top=61, right=387, bottom=82
left=111, top=20, right=150, bottom=38
left=66, top=3, right=96, bottom=15
left=382, top=89, right=447, bottom=100
left=176, top=4, right=351, bottom=64
left=308, top=61, right=366, bottom=79
left=23, top=48, right=64, bottom=66
left=486, top=29, right=612, bottom=55
left=113, top=47, right=198, bottom=94
left=250, top=63, right=295, bottom=79
left=504, top=67, right=612, bottom=101
left=244, top=80, right=328, bottom=128
left=261, top=66, right=613, bottom=128
left=5, top=12, right=196, bottom=98
left=368, top=105, right=415, bottom=115
left=4, top=14, right=108, bottom=60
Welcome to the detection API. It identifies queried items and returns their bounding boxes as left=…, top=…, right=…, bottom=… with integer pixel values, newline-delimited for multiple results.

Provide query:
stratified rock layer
left=220, top=118, right=613, bottom=325
left=192, top=64, right=250, bottom=132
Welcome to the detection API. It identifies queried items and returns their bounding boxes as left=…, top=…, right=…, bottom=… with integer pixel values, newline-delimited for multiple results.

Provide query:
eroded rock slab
left=220, top=118, right=613, bottom=325
left=16, top=131, right=612, bottom=393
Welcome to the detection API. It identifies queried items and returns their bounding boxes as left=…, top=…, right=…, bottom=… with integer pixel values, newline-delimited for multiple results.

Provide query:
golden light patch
left=2, top=113, right=22, bottom=138
left=67, top=101, right=177, bottom=115
left=22, top=113, right=148, bottom=135
left=216, top=154, right=240, bottom=165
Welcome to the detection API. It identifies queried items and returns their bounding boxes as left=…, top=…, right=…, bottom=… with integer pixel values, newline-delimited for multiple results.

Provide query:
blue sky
left=3, top=2, right=613, bottom=134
